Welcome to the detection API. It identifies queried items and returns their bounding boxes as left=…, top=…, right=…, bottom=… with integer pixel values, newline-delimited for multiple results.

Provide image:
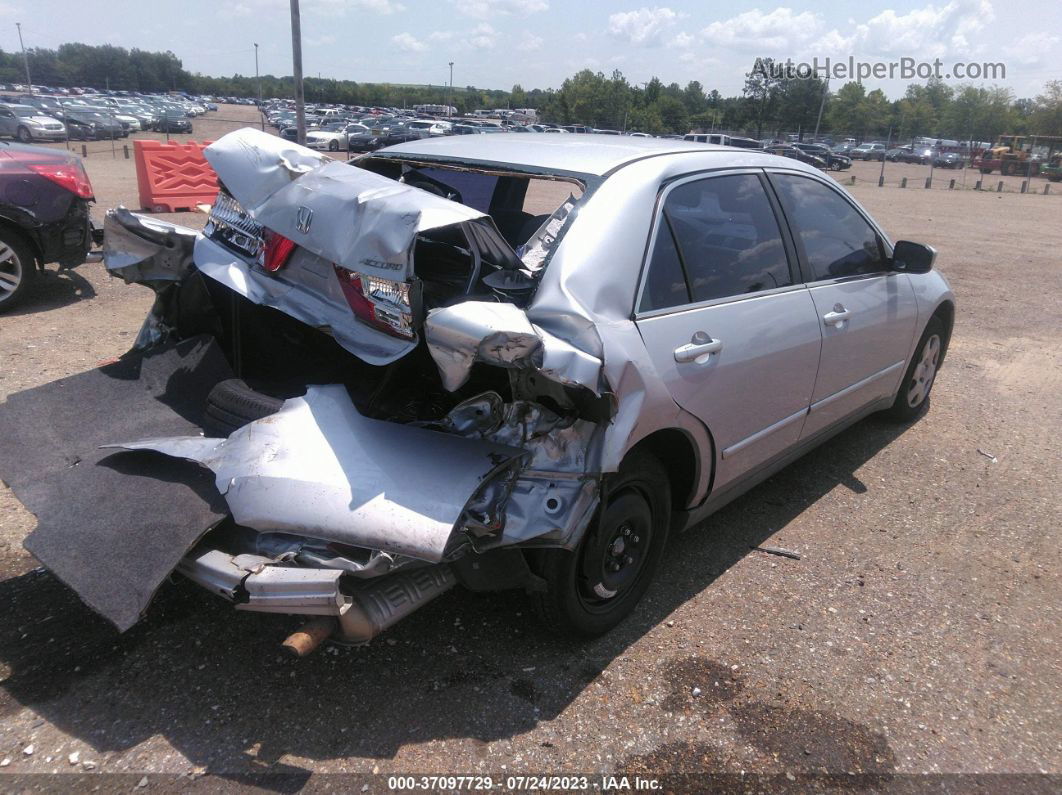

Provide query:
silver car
left=0, top=103, right=68, bottom=142
left=1, top=130, right=953, bottom=652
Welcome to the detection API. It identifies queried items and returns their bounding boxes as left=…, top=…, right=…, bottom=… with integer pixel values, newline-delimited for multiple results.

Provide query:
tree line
left=1, top=43, right=1059, bottom=141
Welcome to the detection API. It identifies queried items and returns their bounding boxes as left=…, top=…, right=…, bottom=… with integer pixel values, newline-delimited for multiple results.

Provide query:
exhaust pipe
left=282, top=616, right=336, bottom=658
left=336, top=565, right=456, bottom=644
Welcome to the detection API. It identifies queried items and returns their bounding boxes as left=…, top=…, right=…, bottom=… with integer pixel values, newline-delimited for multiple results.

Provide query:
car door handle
left=674, top=334, right=723, bottom=363
left=823, top=305, right=851, bottom=326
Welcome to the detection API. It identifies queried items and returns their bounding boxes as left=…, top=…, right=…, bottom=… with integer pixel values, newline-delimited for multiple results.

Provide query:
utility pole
left=813, top=77, right=829, bottom=140
left=15, top=23, right=32, bottom=94
left=254, top=42, right=261, bottom=105
left=447, top=61, right=454, bottom=118
left=289, top=0, right=306, bottom=144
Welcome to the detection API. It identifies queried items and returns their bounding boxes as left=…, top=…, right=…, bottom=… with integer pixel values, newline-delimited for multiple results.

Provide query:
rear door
left=634, top=170, right=823, bottom=492
left=767, top=171, right=918, bottom=438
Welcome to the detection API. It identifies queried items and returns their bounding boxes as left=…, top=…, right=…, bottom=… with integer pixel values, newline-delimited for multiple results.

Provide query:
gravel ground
left=0, top=109, right=1059, bottom=789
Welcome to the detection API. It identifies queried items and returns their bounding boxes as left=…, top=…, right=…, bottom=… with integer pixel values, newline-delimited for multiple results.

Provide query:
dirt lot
left=0, top=110, right=1059, bottom=788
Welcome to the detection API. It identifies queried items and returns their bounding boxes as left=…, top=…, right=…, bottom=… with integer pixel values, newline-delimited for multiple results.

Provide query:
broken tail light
left=262, top=230, right=296, bottom=272
left=334, top=266, right=415, bottom=339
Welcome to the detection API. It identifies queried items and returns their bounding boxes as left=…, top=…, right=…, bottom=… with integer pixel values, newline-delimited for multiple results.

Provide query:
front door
left=634, top=171, right=822, bottom=493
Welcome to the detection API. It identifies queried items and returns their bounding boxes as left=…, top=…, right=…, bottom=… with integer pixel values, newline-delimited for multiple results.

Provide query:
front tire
left=0, top=231, right=36, bottom=313
left=16, top=126, right=31, bottom=143
left=531, top=450, right=671, bottom=636
left=328, top=139, right=339, bottom=151
left=887, top=315, right=945, bottom=422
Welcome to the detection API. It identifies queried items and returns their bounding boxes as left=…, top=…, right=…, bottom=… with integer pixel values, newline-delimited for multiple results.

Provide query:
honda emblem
left=295, top=205, right=313, bottom=234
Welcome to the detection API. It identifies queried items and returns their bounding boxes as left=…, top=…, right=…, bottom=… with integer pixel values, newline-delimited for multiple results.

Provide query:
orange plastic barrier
left=133, top=139, right=218, bottom=213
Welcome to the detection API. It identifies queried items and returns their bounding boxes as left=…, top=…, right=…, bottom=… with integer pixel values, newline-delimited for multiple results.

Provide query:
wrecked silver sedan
left=0, top=129, right=954, bottom=652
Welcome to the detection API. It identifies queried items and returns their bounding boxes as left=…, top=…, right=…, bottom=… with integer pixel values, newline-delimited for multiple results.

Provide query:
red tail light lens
left=334, top=265, right=414, bottom=339
left=262, top=229, right=296, bottom=272
left=27, top=162, right=94, bottom=199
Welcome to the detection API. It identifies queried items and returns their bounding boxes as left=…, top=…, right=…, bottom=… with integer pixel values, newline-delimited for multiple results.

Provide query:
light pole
left=15, top=23, right=32, bottom=94
left=254, top=42, right=261, bottom=105
left=447, top=61, right=453, bottom=118
left=289, top=0, right=306, bottom=145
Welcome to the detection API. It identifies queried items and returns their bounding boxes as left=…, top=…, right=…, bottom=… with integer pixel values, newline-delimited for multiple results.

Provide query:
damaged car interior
left=0, top=128, right=954, bottom=656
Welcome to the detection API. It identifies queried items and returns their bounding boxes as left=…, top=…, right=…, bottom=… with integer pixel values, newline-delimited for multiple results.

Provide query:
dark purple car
left=0, top=141, right=97, bottom=311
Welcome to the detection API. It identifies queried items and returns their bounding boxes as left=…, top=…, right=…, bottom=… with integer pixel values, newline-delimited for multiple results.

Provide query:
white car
left=304, top=122, right=371, bottom=152
left=407, top=119, right=452, bottom=137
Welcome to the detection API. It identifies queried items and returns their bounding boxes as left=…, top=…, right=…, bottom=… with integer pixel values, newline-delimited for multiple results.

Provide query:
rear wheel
left=328, top=139, right=339, bottom=151
left=0, top=232, right=36, bottom=313
left=886, top=315, right=945, bottom=422
left=16, top=126, right=31, bottom=143
left=531, top=450, right=670, bottom=636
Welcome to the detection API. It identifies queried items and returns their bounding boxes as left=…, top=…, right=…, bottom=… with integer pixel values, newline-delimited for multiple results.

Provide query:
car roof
left=0, top=103, right=38, bottom=111
left=374, top=133, right=760, bottom=178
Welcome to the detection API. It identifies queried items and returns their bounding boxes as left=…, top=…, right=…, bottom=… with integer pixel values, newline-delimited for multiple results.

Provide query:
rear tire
left=203, top=378, right=284, bottom=436
left=886, top=315, right=945, bottom=422
left=530, top=450, right=671, bottom=636
left=0, top=231, right=36, bottom=313
left=16, top=126, right=31, bottom=143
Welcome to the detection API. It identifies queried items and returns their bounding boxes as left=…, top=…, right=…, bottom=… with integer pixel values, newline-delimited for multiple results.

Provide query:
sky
left=0, top=0, right=1058, bottom=99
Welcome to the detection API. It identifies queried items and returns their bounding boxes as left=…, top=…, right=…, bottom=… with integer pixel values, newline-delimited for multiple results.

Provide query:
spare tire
left=203, top=379, right=284, bottom=436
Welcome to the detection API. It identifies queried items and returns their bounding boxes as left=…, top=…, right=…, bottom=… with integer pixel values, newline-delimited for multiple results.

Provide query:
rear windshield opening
left=358, top=158, right=583, bottom=251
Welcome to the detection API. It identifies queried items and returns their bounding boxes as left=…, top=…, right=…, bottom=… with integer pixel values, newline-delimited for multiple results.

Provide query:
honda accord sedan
left=0, top=130, right=953, bottom=653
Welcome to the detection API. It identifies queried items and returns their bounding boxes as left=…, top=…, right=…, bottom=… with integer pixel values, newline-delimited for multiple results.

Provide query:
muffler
left=178, top=547, right=456, bottom=645
left=336, top=565, right=457, bottom=644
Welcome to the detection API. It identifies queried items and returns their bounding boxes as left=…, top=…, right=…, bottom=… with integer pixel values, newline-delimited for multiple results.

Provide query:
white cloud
left=809, top=1, right=994, bottom=58
left=391, top=32, right=427, bottom=52
left=1003, top=31, right=1060, bottom=64
left=455, top=0, right=549, bottom=19
left=607, top=7, right=681, bottom=47
left=469, top=22, right=499, bottom=49
left=518, top=34, right=544, bottom=52
left=311, top=0, right=406, bottom=14
left=672, top=31, right=695, bottom=48
left=700, top=7, right=821, bottom=51
left=352, top=0, right=406, bottom=13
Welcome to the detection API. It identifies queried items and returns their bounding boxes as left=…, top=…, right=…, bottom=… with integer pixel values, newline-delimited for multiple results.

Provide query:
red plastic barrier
left=133, top=139, right=217, bottom=213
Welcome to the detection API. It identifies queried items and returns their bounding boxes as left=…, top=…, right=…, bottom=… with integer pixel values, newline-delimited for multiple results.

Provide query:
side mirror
left=892, top=240, right=936, bottom=274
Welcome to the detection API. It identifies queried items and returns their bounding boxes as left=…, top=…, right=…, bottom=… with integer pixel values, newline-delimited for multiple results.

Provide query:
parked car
left=0, top=141, right=97, bottom=311
left=0, top=103, right=68, bottom=142
left=885, top=147, right=910, bottom=162
left=932, top=151, right=965, bottom=169
left=851, top=143, right=887, bottom=161
left=792, top=142, right=851, bottom=171
left=899, top=146, right=935, bottom=165
left=61, top=110, right=124, bottom=140
left=304, top=122, right=371, bottom=151
left=763, top=143, right=828, bottom=169
left=154, top=111, right=193, bottom=134
left=684, top=133, right=762, bottom=149
left=4, top=129, right=954, bottom=655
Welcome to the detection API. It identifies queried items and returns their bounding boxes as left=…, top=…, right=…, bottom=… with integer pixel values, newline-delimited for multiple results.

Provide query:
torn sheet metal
left=438, top=393, right=601, bottom=550
left=424, top=301, right=603, bottom=393
left=517, top=193, right=577, bottom=275
left=205, top=129, right=489, bottom=282
left=103, top=206, right=197, bottom=281
left=107, top=385, right=526, bottom=563
left=103, top=207, right=204, bottom=350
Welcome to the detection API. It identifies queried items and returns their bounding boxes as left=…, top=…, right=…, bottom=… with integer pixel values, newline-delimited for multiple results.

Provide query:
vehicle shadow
left=5, top=266, right=97, bottom=315
left=0, top=414, right=911, bottom=780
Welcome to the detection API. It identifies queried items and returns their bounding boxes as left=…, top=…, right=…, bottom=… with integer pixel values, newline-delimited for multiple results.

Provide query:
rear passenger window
left=770, top=174, right=886, bottom=280
left=640, top=173, right=792, bottom=311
